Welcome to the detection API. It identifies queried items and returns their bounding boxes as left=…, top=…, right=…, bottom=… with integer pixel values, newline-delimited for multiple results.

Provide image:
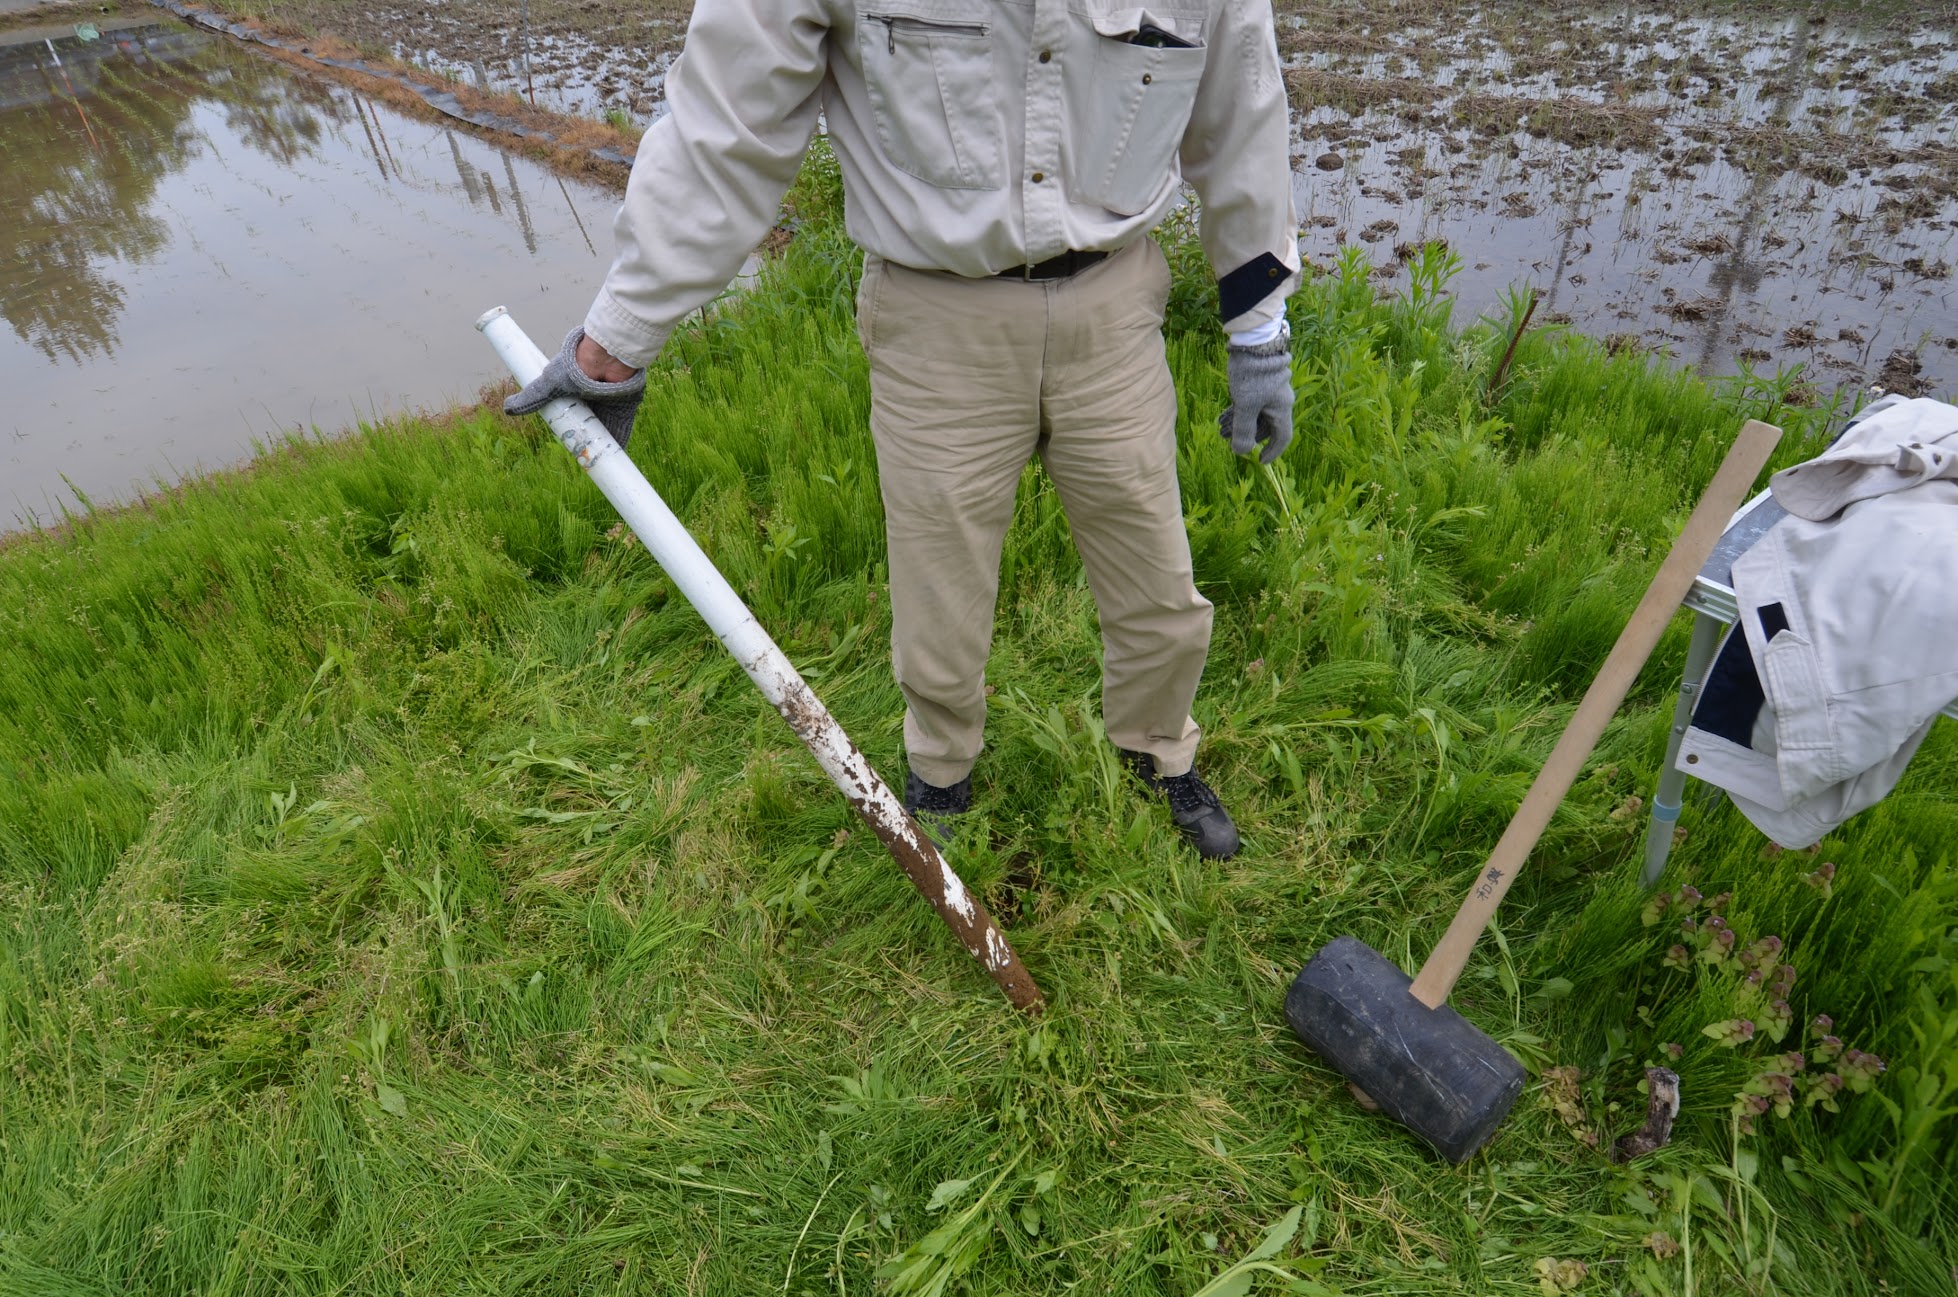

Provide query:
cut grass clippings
left=2, top=152, right=1955, bottom=1294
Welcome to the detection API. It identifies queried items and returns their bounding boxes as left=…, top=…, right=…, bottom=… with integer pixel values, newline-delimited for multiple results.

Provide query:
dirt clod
left=1875, top=348, right=1931, bottom=397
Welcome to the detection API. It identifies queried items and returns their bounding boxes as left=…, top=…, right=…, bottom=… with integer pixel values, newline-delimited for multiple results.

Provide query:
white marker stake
left=476, top=307, right=1043, bottom=1012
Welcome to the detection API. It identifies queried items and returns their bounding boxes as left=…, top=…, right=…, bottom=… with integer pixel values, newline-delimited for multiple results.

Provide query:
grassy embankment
left=3, top=149, right=1955, bottom=1294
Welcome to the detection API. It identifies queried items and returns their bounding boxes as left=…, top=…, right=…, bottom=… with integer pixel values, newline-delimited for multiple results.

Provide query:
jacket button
left=1039, top=49, right=1051, bottom=62
left=1269, top=267, right=1280, bottom=278
left=1141, top=73, right=1152, bottom=84
left=1031, top=171, right=1045, bottom=183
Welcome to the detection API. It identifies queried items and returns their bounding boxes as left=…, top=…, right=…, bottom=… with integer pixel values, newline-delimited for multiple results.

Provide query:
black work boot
left=903, top=770, right=972, bottom=848
left=1119, top=749, right=1241, bottom=860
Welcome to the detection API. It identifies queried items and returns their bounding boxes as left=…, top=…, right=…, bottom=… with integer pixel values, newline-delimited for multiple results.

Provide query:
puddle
left=0, top=18, right=620, bottom=528
left=1281, top=2, right=1958, bottom=393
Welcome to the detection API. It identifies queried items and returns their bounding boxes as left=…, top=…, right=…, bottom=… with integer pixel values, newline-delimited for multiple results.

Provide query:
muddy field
left=230, top=0, right=688, bottom=121
left=1277, top=0, right=1958, bottom=393
left=55, top=0, right=1958, bottom=392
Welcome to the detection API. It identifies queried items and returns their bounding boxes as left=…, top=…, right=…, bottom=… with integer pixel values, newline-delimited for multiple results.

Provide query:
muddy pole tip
left=474, top=305, right=509, bottom=332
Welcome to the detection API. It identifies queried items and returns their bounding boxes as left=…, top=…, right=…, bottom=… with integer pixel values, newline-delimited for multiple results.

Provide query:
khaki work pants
left=856, top=237, right=1214, bottom=787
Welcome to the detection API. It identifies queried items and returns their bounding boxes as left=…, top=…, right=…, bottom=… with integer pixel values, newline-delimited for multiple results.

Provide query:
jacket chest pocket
left=1063, top=12, right=1206, bottom=216
left=859, top=7, right=1004, bottom=190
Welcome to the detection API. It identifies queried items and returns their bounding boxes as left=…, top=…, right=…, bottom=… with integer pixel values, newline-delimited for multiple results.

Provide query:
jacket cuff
left=584, top=288, right=673, bottom=371
left=1217, top=251, right=1299, bottom=334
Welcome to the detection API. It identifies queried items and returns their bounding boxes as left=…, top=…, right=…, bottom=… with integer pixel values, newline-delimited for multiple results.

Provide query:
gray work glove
left=1218, top=334, right=1295, bottom=465
left=503, top=326, right=646, bottom=448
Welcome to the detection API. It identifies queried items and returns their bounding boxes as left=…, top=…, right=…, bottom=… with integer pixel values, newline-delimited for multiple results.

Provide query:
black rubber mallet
left=1286, top=419, right=1784, bottom=1161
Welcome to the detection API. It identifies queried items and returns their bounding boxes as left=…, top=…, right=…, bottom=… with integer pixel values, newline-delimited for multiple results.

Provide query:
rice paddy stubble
left=1, top=159, right=1954, bottom=1293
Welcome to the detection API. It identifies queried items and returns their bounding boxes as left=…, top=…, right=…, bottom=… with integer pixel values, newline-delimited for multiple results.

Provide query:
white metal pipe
left=476, top=306, right=1042, bottom=1012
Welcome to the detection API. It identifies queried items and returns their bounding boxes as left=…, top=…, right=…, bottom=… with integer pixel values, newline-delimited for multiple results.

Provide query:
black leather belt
left=996, top=249, right=1110, bottom=281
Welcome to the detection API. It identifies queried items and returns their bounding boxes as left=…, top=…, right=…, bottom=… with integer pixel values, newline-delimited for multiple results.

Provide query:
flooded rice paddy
left=263, top=0, right=1957, bottom=392
left=396, top=27, right=677, bottom=126
left=0, top=16, right=616, bottom=527
left=1279, top=1, right=1958, bottom=392
left=236, top=0, right=690, bottom=126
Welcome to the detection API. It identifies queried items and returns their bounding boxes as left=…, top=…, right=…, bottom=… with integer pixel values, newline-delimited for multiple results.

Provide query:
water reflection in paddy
left=1, top=19, right=616, bottom=527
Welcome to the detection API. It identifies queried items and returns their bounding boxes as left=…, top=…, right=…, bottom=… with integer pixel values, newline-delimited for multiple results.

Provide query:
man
left=508, top=0, right=1299, bottom=860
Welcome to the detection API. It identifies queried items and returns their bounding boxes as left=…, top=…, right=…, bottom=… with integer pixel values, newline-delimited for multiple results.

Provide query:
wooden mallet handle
left=1408, top=419, right=1783, bottom=1009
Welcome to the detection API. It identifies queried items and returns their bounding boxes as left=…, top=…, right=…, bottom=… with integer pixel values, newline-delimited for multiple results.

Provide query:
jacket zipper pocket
left=870, top=13, right=987, bottom=54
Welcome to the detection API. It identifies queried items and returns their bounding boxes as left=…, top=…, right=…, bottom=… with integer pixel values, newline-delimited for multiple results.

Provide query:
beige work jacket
left=584, top=0, right=1301, bottom=368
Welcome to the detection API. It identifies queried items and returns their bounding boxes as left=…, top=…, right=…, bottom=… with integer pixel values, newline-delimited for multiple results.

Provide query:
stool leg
left=1641, top=614, right=1722, bottom=890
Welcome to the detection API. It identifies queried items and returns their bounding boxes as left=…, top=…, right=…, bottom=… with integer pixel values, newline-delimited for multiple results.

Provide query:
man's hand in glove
left=1218, top=324, right=1294, bottom=466
left=504, top=327, right=646, bottom=448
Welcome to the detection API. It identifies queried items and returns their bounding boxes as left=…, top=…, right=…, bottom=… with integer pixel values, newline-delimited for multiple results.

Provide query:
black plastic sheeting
left=146, top=0, right=636, bottom=167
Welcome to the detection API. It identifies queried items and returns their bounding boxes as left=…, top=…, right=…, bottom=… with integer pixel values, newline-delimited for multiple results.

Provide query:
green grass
left=2, top=156, right=1955, bottom=1295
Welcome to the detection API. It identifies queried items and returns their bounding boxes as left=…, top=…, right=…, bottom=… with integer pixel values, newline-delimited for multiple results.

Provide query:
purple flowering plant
left=1639, top=882, right=1884, bottom=1136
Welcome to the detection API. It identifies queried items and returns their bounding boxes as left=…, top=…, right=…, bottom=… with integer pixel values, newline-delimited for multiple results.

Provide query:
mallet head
left=1285, top=936, right=1526, bottom=1163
